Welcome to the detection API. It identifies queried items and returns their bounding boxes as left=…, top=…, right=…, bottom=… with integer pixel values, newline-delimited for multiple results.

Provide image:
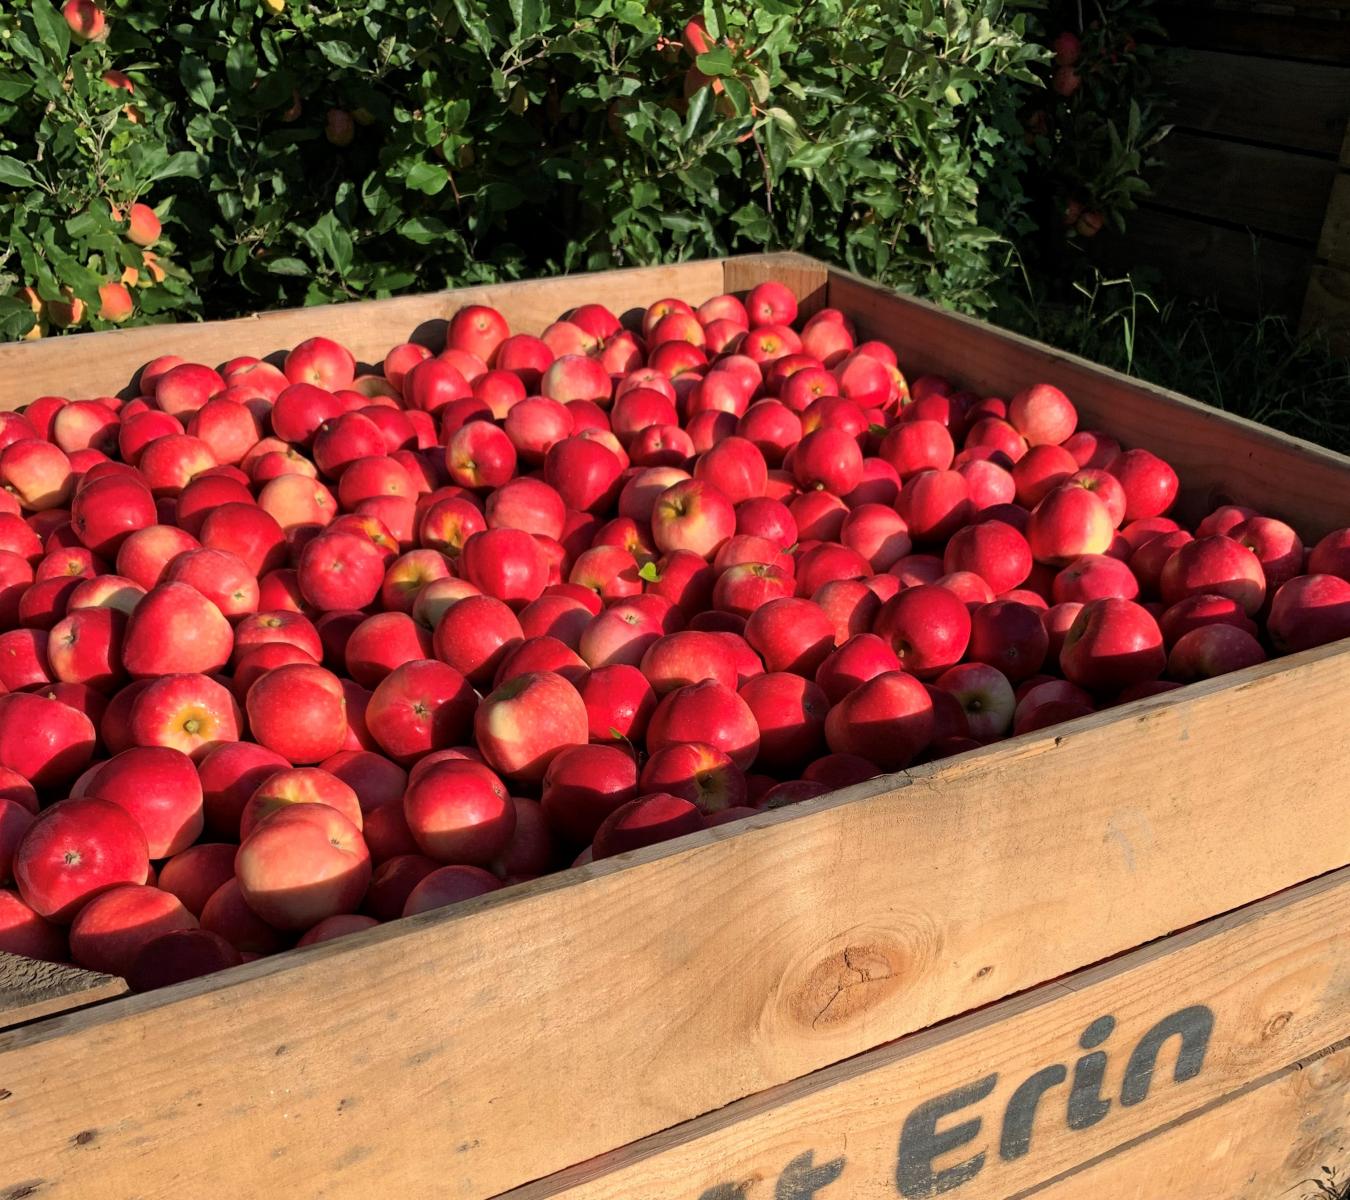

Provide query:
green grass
left=993, top=272, right=1350, bottom=458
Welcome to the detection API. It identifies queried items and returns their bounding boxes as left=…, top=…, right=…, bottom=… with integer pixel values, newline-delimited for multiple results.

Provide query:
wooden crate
left=0, top=254, right=1347, bottom=1200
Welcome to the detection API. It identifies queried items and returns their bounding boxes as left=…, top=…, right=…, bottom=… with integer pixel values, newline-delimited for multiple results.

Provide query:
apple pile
left=1, top=282, right=1348, bottom=992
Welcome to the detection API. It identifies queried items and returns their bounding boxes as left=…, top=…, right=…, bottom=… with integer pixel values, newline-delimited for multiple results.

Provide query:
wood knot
left=1262, top=1011, right=1292, bottom=1040
left=777, top=919, right=939, bottom=1033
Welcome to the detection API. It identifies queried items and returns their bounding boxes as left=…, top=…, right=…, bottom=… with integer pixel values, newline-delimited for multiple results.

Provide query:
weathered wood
left=1158, top=4, right=1350, bottom=63
left=0, top=639, right=1347, bottom=1198
left=1161, top=48, right=1350, bottom=155
left=0, top=953, right=126, bottom=1031
left=1148, top=131, right=1338, bottom=242
left=1035, top=1037, right=1350, bottom=1200
left=0, top=261, right=729, bottom=408
left=499, top=868, right=1350, bottom=1198
left=824, top=262, right=1350, bottom=538
left=1102, top=205, right=1313, bottom=316
left=1302, top=262, right=1350, bottom=355
left=1316, top=171, right=1350, bottom=267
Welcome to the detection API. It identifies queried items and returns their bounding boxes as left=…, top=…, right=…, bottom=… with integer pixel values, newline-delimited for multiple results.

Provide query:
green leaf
left=179, top=54, right=216, bottom=109
left=0, top=72, right=32, bottom=102
left=405, top=160, right=448, bottom=195
left=695, top=48, right=735, bottom=77
left=266, top=257, right=309, bottom=276
left=786, top=142, right=834, bottom=170
left=684, top=82, right=710, bottom=141
left=509, top=0, right=542, bottom=38
left=64, top=211, right=101, bottom=238
left=721, top=76, right=750, bottom=119
left=450, top=0, right=495, bottom=55
left=317, top=39, right=362, bottom=69
left=150, top=152, right=206, bottom=182
left=637, top=561, right=661, bottom=583
left=225, top=42, right=258, bottom=92
left=399, top=215, right=450, bottom=244
left=0, top=156, right=37, bottom=188
left=305, top=212, right=354, bottom=276
left=30, top=0, right=71, bottom=63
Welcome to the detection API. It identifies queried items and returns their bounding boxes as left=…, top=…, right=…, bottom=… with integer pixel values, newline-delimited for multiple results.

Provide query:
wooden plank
left=1302, top=263, right=1350, bottom=355
left=0, top=642, right=1348, bottom=1198
left=826, top=262, right=1350, bottom=538
left=1161, top=48, right=1350, bottom=155
left=1100, top=205, right=1313, bottom=316
left=500, top=869, right=1350, bottom=1199
left=0, top=953, right=126, bottom=1031
left=1148, top=131, right=1338, bottom=242
left=1317, top=171, right=1350, bottom=267
left=1032, top=1038, right=1350, bottom=1200
left=0, top=260, right=729, bottom=408
left=1158, top=4, right=1350, bottom=63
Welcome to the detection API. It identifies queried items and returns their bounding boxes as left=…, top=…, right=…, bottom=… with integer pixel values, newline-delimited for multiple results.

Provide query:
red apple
left=539, top=744, right=639, bottom=844
left=158, top=842, right=240, bottom=917
left=246, top=663, right=348, bottom=763
left=934, top=662, right=1016, bottom=742
left=646, top=679, right=760, bottom=770
left=403, top=758, right=515, bottom=864
left=737, top=672, right=829, bottom=772
left=433, top=594, right=524, bottom=686
left=743, top=597, right=835, bottom=676
left=1159, top=535, right=1266, bottom=615
left=1060, top=598, right=1166, bottom=691
left=0, top=691, right=97, bottom=788
left=14, top=796, right=150, bottom=922
left=473, top=670, right=588, bottom=782
left=1232, top=516, right=1304, bottom=591
left=129, top=671, right=242, bottom=759
left=1109, top=449, right=1179, bottom=520
left=591, top=793, right=705, bottom=859
left=1008, top=383, right=1077, bottom=446
left=69, top=885, right=198, bottom=977
left=651, top=478, right=735, bottom=559
left=235, top=803, right=370, bottom=931
left=1267, top=574, right=1350, bottom=653
left=122, top=581, right=233, bottom=677
left=1026, top=483, right=1115, bottom=565
left=968, top=600, right=1050, bottom=682
left=638, top=742, right=747, bottom=814
left=577, top=663, right=657, bottom=744
left=1307, top=527, right=1350, bottom=582
left=823, top=670, right=934, bottom=769
left=366, top=659, right=477, bottom=763
left=874, top=584, right=971, bottom=678
left=402, top=864, right=502, bottom=915
left=1167, top=624, right=1267, bottom=681
left=86, top=746, right=203, bottom=858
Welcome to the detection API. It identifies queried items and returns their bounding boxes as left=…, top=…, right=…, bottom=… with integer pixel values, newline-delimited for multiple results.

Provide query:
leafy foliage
left=0, top=0, right=1162, bottom=340
left=1009, top=0, right=1171, bottom=290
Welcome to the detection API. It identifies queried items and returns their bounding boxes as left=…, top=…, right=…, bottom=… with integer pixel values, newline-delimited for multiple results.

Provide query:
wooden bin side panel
left=0, top=953, right=125, bottom=1032
left=501, top=867, right=1350, bottom=1199
left=0, top=261, right=730, bottom=407
left=825, top=268, right=1350, bottom=537
left=1036, top=1038, right=1350, bottom=1200
left=0, top=647, right=1347, bottom=1199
